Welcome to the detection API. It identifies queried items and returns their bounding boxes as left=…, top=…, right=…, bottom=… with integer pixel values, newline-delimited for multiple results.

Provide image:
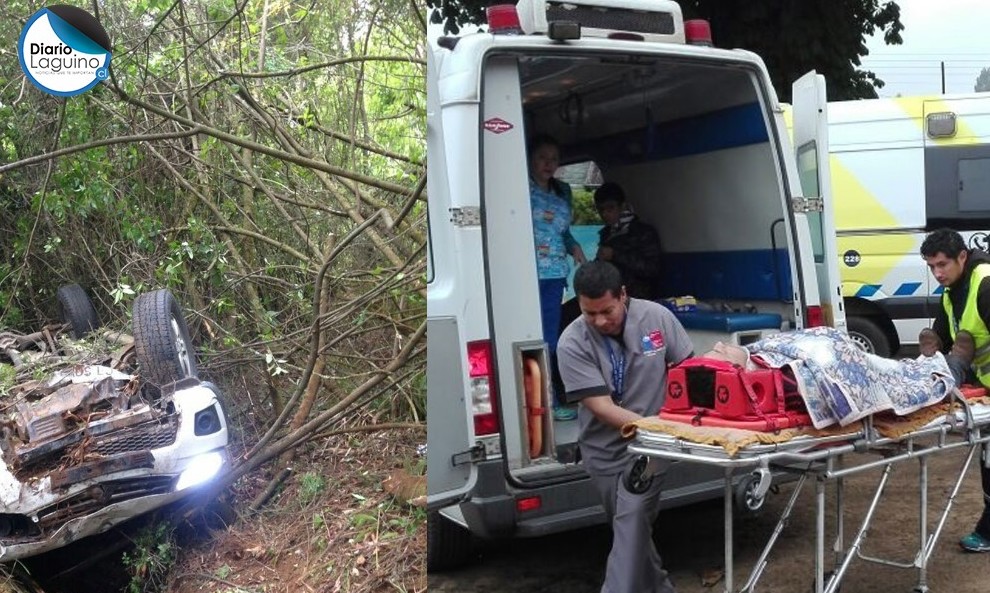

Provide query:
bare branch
left=219, top=55, right=425, bottom=80
left=0, top=127, right=203, bottom=174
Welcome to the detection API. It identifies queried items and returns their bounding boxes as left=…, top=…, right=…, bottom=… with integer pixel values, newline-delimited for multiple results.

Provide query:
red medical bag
left=661, top=357, right=811, bottom=431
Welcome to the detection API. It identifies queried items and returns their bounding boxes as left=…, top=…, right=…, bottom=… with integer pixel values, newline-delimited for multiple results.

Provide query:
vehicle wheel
left=427, top=511, right=474, bottom=572
left=56, top=284, right=101, bottom=339
left=734, top=473, right=767, bottom=516
left=132, top=289, right=198, bottom=386
left=846, top=316, right=892, bottom=358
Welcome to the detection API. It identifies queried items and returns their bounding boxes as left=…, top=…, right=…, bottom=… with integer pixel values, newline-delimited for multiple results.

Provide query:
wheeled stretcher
left=624, top=389, right=990, bottom=593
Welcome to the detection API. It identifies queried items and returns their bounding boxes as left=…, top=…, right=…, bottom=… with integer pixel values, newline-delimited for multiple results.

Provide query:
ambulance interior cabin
left=518, top=52, right=798, bottom=358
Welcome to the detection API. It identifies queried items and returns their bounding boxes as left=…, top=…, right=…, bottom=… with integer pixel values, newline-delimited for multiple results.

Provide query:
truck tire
left=427, top=511, right=473, bottom=572
left=56, top=284, right=101, bottom=339
left=132, top=289, right=198, bottom=386
left=846, top=316, right=892, bottom=358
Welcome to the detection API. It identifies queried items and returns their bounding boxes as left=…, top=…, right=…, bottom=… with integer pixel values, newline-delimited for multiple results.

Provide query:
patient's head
left=701, top=341, right=749, bottom=366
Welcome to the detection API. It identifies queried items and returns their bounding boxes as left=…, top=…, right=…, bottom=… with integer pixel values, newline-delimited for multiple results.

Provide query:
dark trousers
left=538, top=278, right=566, bottom=406
left=945, top=357, right=990, bottom=536
left=976, top=448, right=990, bottom=538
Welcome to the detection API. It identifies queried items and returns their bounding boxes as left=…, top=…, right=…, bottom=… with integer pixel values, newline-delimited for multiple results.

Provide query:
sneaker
left=959, top=532, right=990, bottom=552
left=553, top=405, right=578, bottom=421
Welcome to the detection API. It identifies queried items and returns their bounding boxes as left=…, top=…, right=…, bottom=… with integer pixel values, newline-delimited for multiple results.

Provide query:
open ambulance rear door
left=792, top=71, right=846, bottom=331
left=426, top=46, right=478, bottom=511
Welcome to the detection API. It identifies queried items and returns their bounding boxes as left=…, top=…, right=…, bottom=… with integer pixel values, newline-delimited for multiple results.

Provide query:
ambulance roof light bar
left=487, top=4, right=523, bottom=34
left=514, top=0, right=686, bottom=44
left=684, top=19, right=713, bottom=46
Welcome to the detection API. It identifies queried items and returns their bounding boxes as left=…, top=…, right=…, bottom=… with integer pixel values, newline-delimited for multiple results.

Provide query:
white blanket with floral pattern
left=747, top=327, right=954, bottom=429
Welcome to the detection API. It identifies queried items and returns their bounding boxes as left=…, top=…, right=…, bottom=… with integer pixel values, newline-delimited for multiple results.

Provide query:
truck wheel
left=846, top=316, right=892, bottom=357
left=733, top=473, right=766, bottom=516
left=427, top=511, right=474, bottom=572
left=132, top=289, right=198, bottom=386
left=56, top=284, right=101, bottom=339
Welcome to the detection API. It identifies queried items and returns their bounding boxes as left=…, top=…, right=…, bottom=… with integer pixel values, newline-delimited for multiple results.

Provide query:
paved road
left=429, top=451, right=990, bottom=593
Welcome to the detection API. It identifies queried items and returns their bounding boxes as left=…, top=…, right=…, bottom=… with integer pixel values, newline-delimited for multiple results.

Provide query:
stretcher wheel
left=733, top=473, right=767, bottom=515
left=809, top=570, right=840, bottom=593
left=623, top=455, right=654, bottom=495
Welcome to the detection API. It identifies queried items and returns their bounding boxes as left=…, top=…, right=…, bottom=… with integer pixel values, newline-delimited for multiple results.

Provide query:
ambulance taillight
left=468, top=340, right=501, bottom=436
left=805, top=305, right=826, bottom=328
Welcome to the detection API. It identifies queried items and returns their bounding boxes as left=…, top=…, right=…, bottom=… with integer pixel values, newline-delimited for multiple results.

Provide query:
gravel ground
left=429, top=448, right=990, bottom=593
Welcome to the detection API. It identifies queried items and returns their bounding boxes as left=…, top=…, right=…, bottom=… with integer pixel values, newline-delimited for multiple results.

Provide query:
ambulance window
left=797, top=141, right=825, bottom=264
left=556, top=160, right=602, bottom=300
left=958, top=158, right=990, bottom=212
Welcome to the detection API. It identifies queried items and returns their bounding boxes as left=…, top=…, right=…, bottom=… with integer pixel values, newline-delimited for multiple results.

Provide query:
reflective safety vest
left=944, top=263, right=990, bottom=388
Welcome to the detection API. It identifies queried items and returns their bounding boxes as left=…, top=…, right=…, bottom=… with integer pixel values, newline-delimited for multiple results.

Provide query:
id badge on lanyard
left=604, top=337, right=627, bottom=404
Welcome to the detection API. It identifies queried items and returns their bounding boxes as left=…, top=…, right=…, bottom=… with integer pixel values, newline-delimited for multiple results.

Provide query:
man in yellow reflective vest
left=921, top=228, right=990, bottom=552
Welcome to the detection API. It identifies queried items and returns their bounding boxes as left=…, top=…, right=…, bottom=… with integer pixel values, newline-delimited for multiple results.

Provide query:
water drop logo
left=18, top=5, right=112, bottom=97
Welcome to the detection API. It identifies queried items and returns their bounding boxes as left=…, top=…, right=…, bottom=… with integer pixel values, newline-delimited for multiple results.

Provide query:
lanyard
left=603, top=336, right=627, bottom=403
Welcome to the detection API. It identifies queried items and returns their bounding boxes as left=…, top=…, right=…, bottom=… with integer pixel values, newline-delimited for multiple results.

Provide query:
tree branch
left=219, top=55, right=424, bottom=80
left=0, top=128, right=203, bottom=174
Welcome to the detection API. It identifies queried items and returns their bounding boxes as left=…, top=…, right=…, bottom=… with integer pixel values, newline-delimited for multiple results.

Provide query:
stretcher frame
left=627, top=390, right=990, bottom=593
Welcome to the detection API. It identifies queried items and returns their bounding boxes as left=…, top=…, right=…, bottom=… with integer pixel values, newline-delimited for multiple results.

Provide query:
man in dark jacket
left=920, top=228, right=990, bottom=552
left=594, top=182, right=663, bottom=300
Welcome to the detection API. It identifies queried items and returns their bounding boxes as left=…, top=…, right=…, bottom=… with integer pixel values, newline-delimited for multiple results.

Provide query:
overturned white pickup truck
left=0, top=286, right=228, bottom=561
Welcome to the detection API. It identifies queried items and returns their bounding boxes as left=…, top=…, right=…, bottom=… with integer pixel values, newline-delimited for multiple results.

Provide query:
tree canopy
left=428, top=0, right=903, bottom=101
left=977, top=67, right=990, bottom=93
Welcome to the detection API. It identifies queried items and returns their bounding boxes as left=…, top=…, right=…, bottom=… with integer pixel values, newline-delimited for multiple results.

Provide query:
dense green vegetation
left=0, top=0, right=425, bottom=504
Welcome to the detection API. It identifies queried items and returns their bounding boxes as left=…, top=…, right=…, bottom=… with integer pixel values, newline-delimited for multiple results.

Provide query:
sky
left=863, top=0, right=990, bottom=97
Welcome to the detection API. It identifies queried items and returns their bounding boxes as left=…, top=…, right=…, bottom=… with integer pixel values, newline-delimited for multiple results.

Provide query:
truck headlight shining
left=176, top=452, right=224, bottom=491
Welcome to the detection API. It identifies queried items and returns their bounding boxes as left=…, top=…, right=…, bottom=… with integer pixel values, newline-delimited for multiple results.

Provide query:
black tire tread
left=427, top=511, right=473, bottom=572
left=847, top=316, right=892, bottom=358
left=56, top=284, right=100, bottom=339
left=132, top=289, right=197, bottom=386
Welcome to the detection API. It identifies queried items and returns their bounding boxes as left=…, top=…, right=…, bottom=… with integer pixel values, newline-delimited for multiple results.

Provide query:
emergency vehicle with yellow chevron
left=789, top=93, right=990, bottom=357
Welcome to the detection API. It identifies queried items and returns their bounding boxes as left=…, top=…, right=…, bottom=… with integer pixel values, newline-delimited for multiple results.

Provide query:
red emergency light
left=684, top=19, right=712, bottom=46
left=487, top=4, right=522, bottom=34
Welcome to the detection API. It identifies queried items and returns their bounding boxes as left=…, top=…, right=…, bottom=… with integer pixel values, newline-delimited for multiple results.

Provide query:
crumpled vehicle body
left=0, top=287, right=228, bottom=561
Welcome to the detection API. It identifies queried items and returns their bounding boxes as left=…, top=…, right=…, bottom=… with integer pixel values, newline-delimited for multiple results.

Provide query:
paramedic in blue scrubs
left=557, top=261, right=693, bottom=593
left=528, top=134, right=586, bottom=421
left=920, top=228, right=990, bottom=553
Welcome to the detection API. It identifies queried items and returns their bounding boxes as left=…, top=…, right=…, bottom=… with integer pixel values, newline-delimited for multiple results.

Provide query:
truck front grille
left=36, top=475, right=175, bottom=530
left=92, top=420, right=179, bottom=456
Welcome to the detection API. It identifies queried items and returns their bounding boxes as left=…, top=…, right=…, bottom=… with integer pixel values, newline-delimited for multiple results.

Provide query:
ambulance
left=816, top=93, right=990, bottom=356
left=426, top=0, right=845, bottom=571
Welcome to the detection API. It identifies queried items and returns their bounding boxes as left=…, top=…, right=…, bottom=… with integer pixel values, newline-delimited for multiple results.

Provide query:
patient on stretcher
left=665, top=327, right=955, bottom=430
